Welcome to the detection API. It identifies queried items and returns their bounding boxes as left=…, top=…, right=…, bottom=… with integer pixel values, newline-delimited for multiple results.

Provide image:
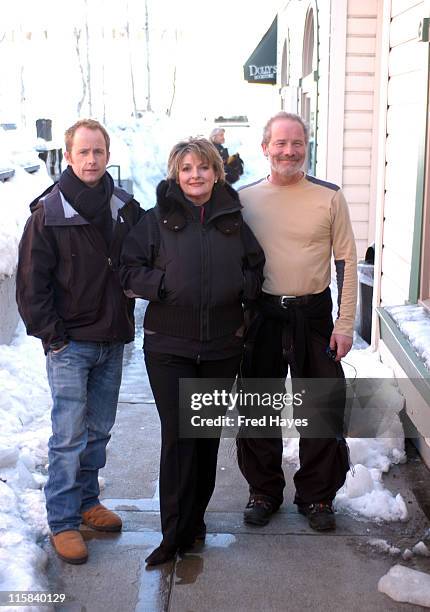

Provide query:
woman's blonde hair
left=167, top=137, right=225, bottom=183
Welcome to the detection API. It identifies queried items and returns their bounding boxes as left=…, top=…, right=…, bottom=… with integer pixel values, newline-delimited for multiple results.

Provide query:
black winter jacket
left=120, top=179, right=264, bottom=344
left=16, top=182, right=143, bottom=352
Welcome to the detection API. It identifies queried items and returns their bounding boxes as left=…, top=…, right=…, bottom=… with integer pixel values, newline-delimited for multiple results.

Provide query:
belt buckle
left=280, top=295, right=296, bottom=308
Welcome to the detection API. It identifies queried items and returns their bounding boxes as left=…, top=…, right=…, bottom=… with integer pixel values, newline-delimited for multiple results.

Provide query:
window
left=300, top=8, right=317, bottom=175
left=419, top=89, right=430, bottom=308
left=281, top=38, right=289, bottom=87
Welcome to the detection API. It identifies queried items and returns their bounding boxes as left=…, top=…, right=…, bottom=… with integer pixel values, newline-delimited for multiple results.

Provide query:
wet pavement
left=45, top=307, right=430, bottom=611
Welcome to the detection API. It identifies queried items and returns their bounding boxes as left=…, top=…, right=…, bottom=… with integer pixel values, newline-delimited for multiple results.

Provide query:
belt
left=262, top=293, right=314, bottom=308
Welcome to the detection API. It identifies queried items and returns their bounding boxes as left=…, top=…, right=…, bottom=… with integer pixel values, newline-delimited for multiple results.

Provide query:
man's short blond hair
left=64, top=119, right=110, bottom=153
left=167, top=137, right=226, bottom=183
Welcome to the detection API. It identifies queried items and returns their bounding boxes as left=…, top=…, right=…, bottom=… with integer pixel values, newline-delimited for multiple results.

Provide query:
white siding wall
left=314, top=6, right=331, bottom=179
left=380, top=0, right=426, bottom=305
left=343, top=0, right=379, bottom=259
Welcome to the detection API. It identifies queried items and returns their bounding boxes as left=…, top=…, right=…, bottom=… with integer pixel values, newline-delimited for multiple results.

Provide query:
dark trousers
left=236, top=314, right=349, bottom=507
left=145, top=351, right=241, bottom=548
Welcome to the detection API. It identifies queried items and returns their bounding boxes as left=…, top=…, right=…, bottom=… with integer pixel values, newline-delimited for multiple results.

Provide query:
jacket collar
left=36, top=183, right=133, bottom=226
left=156, top=179, right=242, bottom=232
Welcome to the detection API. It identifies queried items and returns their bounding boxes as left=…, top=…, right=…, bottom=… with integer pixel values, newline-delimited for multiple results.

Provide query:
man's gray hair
left=262, top=112, right=309, bottom=145
left=209, top=127, right=225, bottom=144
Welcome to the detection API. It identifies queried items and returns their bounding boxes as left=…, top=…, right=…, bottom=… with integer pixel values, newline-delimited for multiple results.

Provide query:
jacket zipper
left=200, top=223, right=210, bottom=341
left=106, top=211, right=125, bottom=340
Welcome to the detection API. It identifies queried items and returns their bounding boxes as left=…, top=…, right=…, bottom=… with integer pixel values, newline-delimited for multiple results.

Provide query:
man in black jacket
left=16, top=119, right=142, bottom=565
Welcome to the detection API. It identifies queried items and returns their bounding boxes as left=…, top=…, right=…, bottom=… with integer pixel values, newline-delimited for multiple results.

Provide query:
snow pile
left=0, top=163, right=51, bottom=279
left=336, top=347, right=407, bottom=521
left=0, top=323, right=52, bottom=594
left=386, top=304, right=430, bottom=372
left=337, top=464, right=407, bottom=521
left=378, top=565, right=430, bottom=608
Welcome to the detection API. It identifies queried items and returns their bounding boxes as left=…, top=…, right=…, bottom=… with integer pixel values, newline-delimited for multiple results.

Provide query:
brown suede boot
left=50, top=530, right=88, bottom=564
left=81, top=504, right=122, bottom=532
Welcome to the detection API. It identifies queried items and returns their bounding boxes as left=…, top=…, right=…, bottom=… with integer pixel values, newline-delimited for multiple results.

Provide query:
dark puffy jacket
left=16, top=182, right=142, bottom=352
left=120, top=179, right=264, bottom=342
left=214, top=143, right=244, bottom=185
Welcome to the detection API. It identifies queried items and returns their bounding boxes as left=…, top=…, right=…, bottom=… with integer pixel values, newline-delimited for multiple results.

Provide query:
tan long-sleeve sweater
left=239, top=175, right=357, bottom=337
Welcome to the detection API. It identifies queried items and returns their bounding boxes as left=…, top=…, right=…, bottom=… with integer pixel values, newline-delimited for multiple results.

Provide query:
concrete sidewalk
left=46, top=327, right=430, bottom=612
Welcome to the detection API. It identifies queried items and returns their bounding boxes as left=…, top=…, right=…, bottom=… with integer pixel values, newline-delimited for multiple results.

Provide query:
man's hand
left=329, top=333, right=353, bottom=362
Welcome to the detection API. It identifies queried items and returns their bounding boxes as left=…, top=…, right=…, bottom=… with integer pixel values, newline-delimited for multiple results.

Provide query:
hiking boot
left=81, top=504, right=122, bottom=532
left=244, top=495, right=277, bottom=526
left=50, top=530, right=88, bottom=565
left=298, top=502, right=336, bottom=531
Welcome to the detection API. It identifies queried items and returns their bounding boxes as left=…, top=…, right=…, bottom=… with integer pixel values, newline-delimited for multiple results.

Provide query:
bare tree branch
left=20, top=64, right=26, bottom=127
left=125, top=3, right=137, bottom=118
left=74, top=27, right=87, bottom=116
left=19, top=27, right=26, bottom=127
left=167, top=66, right=176, bottom=117
left=84, top=0, right=92, bottom=116
left=144, top=0, right=152, bottom=112
left=101, top=24, right=106, bottom=123
left=166, top=29, right=178, bottom=117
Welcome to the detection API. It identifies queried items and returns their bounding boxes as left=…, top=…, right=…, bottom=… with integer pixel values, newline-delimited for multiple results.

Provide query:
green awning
left=243, top=17, right=277, bottom=85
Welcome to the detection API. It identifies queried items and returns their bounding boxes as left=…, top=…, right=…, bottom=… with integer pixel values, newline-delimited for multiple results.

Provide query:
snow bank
left=0, top=323, right=52, bottom=595
left=386, top=305, right=430, bottom=373
left=0, top=163, right=51, bottom=279
left=378, top=565, right=430, bottom=608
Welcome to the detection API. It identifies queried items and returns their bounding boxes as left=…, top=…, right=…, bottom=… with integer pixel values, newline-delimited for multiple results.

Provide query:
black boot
left=145, top=544, right=177, bottom=566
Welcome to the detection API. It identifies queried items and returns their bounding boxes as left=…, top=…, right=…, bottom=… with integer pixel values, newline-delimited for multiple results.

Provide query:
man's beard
left=270, top=155, right=304, bottom=177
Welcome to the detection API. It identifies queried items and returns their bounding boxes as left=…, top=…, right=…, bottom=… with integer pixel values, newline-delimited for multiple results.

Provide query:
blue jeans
left=45, top=340, right=124, bottom=534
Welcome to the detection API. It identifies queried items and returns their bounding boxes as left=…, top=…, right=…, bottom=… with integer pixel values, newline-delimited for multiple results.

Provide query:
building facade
left=275, top=0, right=430, bottom=464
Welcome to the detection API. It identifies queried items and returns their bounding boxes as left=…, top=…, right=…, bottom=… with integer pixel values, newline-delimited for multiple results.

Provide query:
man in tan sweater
left=237, top=112, right=357, bottom=531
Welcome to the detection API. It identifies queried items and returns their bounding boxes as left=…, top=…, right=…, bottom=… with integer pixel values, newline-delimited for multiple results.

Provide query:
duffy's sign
left=244, top=17, right=277, bottom=85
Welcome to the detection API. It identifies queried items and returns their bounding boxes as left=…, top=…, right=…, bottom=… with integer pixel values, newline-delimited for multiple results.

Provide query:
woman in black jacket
left=120, top=138, right=264, bottom=566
